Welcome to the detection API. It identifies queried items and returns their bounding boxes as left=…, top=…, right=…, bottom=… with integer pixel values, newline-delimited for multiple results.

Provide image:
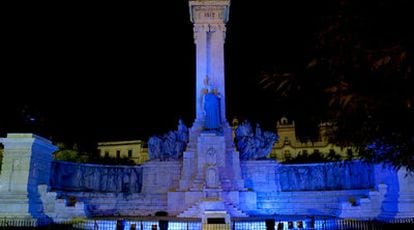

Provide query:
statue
left=148, top=136, right=163, bottom=160
left=147, top=119, right=189, bottom=161
left=203, top=86, right=221, bottom=130
left=234, top=120, right=278, bottom=160
left=177, top=119, right=189, bottom=143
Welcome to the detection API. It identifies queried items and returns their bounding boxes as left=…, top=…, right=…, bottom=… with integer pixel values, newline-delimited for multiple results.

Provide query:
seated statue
left=235, top=120, right=278, bottom=160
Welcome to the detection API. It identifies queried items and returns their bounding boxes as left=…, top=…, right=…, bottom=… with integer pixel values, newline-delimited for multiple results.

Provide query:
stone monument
left=1, top=1, right=413, bottom=227
left=0, top=134, right=57, bottom=223
left=167, top=0, right=256, bottom=222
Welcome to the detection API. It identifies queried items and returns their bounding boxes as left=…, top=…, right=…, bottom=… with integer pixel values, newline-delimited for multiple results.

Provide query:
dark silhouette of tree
left=260, top=0, right=413, bottom=171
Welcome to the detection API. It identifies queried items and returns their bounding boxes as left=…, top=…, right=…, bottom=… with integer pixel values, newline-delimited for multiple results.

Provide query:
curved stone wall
left=50, top=161, right=143, bottom=193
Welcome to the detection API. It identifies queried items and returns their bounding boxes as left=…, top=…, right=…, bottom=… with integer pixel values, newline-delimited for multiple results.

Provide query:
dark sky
left=2, top=1, right=410, bottom=151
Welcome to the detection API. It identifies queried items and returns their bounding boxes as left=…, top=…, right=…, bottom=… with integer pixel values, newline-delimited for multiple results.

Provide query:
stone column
left=209, top=23, right=227, bottom=122
left=0, top=133, right=57, bottom=219
left=189, top=0, right=230, bottom=127
left=194, top=23, right=209, bottom=123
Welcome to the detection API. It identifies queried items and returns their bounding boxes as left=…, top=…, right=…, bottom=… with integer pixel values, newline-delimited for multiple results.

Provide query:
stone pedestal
left=376, top=166, right=414, bottom=219
left=0, top=133, right=57, bottom=221
left=169, top=131, right=248, bottom=217
left=180, top=132, right=245, bottom=193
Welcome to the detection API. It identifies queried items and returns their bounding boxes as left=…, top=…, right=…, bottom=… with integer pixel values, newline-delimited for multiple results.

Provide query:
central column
left=189, top=0, right=230, bottom=127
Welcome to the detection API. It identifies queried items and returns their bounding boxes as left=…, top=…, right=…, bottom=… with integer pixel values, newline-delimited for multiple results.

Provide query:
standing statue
left=203, top=86, right=221, bottom=130
left=148, top=136, right=163, bottom=160
left=177, top=119, right=189, bottom=143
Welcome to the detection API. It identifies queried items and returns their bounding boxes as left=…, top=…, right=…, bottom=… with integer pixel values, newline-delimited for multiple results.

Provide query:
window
left=128, top=149, right=133, bottom=158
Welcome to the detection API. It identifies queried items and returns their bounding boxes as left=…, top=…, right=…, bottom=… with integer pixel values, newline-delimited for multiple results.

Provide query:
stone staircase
left=256, top=189, right=376, bottom=217
left=190, top=177, right=206, bottom=191
left=223, top=201, right=249, bottom=217
left=338, top=188, right=385, bottom=219
left=177, top=201, right=202, bottom=218
left=178, top=200, right=248, bottom=218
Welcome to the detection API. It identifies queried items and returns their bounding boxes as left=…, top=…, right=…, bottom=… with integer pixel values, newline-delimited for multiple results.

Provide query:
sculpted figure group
left=148, top=119, right=189, bottom=161
left=234, top=120, right=278, bottom=160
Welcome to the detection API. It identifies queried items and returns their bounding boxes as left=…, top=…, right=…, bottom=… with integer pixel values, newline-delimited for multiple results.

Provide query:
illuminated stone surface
left=1, top=0, right=414, bottom=225
left=0, top=134, right=57, bottom=219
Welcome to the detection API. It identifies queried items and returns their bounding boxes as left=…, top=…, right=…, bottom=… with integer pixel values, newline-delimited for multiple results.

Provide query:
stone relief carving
left=50, top=161, right=143, bottom=193
left=206, top=167, right=218, bottom=188
left=206, top=147, right=217, bottom=165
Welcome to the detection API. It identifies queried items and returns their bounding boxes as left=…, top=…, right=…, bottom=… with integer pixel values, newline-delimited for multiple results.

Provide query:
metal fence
left=1, top=217, right=413, bottom=229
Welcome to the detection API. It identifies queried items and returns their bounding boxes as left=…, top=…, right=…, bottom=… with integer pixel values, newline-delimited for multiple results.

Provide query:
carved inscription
left=193, top=6, right=226, bottom=22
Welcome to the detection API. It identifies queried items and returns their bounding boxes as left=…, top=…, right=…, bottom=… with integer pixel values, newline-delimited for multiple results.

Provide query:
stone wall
left=50, top=161, right=143, bottom=193
left=49, top=160, right=181, bottom=217
left=278, top=161, right=375, bottom=191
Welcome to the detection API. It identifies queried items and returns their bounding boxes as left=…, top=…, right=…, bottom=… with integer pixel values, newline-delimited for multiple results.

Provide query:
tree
left=260, top=0, right=413, bottom=171
left=53, top=142, right=135, bottom=165
left=53, top=143, right=89, bottom=163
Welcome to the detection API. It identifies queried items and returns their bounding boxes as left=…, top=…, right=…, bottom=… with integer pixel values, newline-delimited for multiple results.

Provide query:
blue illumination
left=366, top=140, right=395, bottom=157
left=147, top=120, right=189, bottom=161
left=235, top=121, right=278, bottom=160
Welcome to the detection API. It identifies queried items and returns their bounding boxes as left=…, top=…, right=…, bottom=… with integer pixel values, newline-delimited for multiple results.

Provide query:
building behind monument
left=97, top=140, right=148, bottom=164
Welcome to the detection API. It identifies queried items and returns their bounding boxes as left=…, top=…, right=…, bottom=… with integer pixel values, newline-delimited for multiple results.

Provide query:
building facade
left=97, top=140, right=148, bottom=164
left=269, top=117, right=354, bottom=161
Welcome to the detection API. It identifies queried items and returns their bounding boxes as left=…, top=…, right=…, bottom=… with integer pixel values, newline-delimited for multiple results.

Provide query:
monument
left=168, top=0, right=252, bottom=222
left=1, top=0, right=414, bottom=228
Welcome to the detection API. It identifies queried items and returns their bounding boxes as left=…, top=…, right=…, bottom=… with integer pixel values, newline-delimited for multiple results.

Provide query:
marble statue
left=235, top=121, right=278, bottom=160
left=177, top=119, right=189, bottom=143
left=148, top=135, right=163, bottom=160
left=147, top=119, right=189, bottom=161
left=203, top=87, right=221, bottom=130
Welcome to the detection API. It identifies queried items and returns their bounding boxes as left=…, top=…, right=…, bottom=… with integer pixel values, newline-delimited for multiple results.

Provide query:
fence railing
left=0, top=217, right=413, bottom=229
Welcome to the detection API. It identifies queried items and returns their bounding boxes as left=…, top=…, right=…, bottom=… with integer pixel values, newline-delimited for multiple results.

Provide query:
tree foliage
left=53, top=143, right=89, bottom=163
left=260, top=0, right=413, bottom=171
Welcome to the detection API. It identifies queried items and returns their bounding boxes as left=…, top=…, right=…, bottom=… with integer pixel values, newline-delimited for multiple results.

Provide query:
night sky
left=2, top=1, right=410, bottom=152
